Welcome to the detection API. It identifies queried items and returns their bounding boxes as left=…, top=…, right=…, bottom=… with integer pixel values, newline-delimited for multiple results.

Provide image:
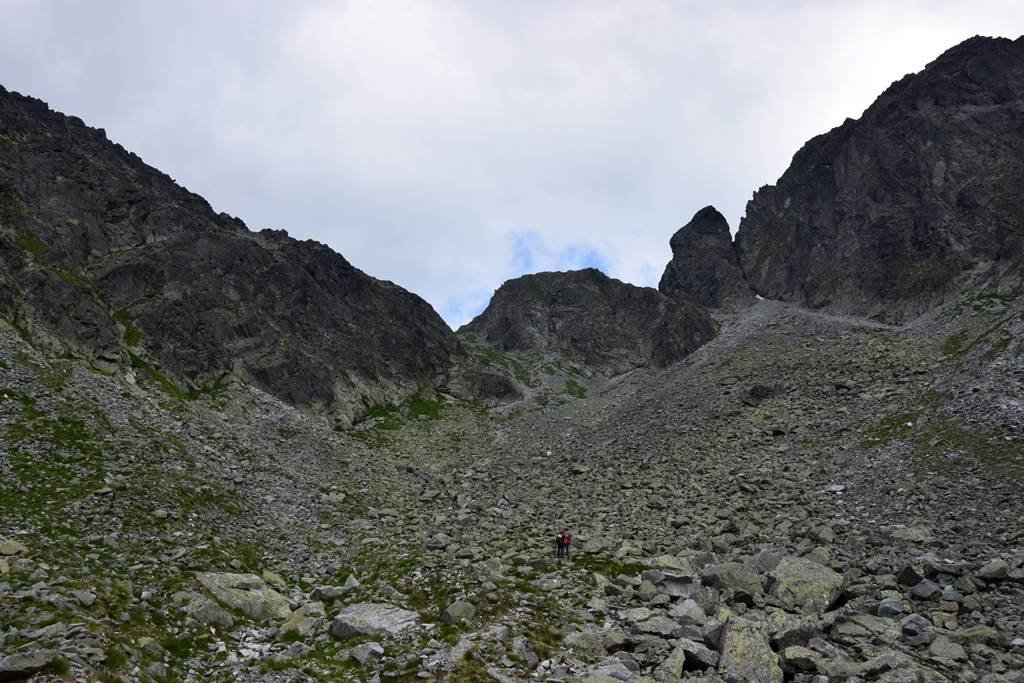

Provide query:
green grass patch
left=405, top=393, right=445, bottom=420
left=362, top=403, right=403, bottom=429
left=564, top=378, right=587, bottom=399
left=571, top=554, right=647, bottom=579
left=114, top=309, right=143, bottom=347
left=130, top=352, right=188, bottom=398
left=861, top=410, right=920, bottom=448
left=104, top=645, right=129, bottom=670
left=943, top=329, right=970, bottom=356
left=450, top=652, right=490, bottom=682
left=14, top=231, right=47, bottom=259
left=128, top=353, right=225, bottom=402
left=520, top=601, right=565, bottom=660
left=1, top=402, right=107, bottom=525
left=912, top=418, right=1023, bottom=474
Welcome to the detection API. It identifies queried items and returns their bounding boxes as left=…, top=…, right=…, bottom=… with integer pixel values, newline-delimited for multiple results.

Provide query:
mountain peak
left=659, top=206, right=753, bottom=310
left=735, top=33, right=1024, bottom=321
left=0, top=85, right=462, bottom=426
left=463, top=269, right=714, bottom=372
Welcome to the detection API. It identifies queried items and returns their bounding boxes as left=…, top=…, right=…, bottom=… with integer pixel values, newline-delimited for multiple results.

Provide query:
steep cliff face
left=0, top=86, right=462, bottom=424
left=658, top=205, right=753, bottom=310
left=735, top=35, right=1024, bottom=321
left=462, top=268, right=715, bottom=373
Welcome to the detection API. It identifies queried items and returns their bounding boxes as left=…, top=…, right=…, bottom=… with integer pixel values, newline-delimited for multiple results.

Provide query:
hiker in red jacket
left=556, top=529, right=573, bottom=558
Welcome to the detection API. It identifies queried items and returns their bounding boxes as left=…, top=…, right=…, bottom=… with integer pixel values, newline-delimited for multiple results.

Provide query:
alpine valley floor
left=2, top=290, right=1023, bottom=682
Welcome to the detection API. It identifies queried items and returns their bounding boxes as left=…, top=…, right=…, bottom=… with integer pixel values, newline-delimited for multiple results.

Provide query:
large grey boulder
left=767, top=557, right=844, bottom=614
left=717, top=613, right=783, bottom=683
left=702, top=562, right=764, bottom=601
left=0, top=538, right=27, bottom=556
left=184, top=596, right=235, bottom=628
left=330, top=602, right=420, bottom=640
left=653, top=644, right=688, bottom=682
left=0, top=651, right=59, bottom=681
left=976, top=558, right=1009, bottom=581
left=279, top=602, right=327, bottom=639
left=196, top=572, right=292, bottom=622
left=441, top=600, right=476, bottom=626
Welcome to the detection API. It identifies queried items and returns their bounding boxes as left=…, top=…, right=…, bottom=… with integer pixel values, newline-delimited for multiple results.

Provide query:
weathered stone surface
left=565, top=629, right=607, bottom=659
left=0, top=538, right=27, bottom=556
left=768, top=557, right=843, bottom=613
left=310, top=585, right=350, bottom=602
left=185, top=597, right=235, bottom=628
left=877, top=597, right=909, bottom=618
left=462, top=268, right=715, bottom=372
left=441, top=600, right=476, bottom=625
left=717, top=614, right=783, bottom=683
left=659, top=206, right=753, bottom=310
left=653, top=644, right=687, bottom=682
left=261, top=569, right=287, bottom=591
left=196, top=572, right=291, bottom=621
left=0, top=651, right=58, bottom=681
left=702, top=562, right=764, bottom=599
left=279, top=602, right=326, bottom=639
left=929, top=635, right=967, bottom=662
left=675, top=637, right=718, bottom=669
left=636, top=615, right=680, bottom=638
left=976, top=558, right=1009, bottom=581
left=781, top=646, right=822, bottom=673
left=330, top=602, right=419, bottom=639
left=668, top=598, right=707, bottom=625
left=735, top=36, right=1024, bottom=321
left=349, top=641, right=384, bottom=666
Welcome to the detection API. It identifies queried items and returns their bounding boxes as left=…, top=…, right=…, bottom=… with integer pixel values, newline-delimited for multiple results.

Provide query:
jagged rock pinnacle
left=658, top=205, right=753, bottom=310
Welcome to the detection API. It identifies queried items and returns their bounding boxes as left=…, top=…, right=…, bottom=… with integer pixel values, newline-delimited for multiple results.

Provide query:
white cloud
left=2, top=1, right=1022, bottom=326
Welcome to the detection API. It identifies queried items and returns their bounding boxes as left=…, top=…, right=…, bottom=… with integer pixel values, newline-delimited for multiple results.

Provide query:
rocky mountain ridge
left=735, top=35, right=1024, bottom=321
left=461, top=268, right=715, bottom=375
left=0, top=85, right=462, bottom=426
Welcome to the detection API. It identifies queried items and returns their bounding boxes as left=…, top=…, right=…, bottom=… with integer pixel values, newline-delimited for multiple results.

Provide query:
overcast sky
left=2, top=2, right=1022, bottom=326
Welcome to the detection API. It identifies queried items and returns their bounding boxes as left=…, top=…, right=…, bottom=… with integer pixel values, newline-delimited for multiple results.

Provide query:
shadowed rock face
left=659, top=205, right=753, bottom=310
left=462, top=268, right=715, bottom=373
left=736, top=35, right=1024, bottom=321
left=0, top=86, right=462, bottom=424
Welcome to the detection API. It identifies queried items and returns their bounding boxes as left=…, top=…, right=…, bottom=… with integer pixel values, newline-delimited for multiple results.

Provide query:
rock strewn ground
left=1, top=287, right=1022, bottom=681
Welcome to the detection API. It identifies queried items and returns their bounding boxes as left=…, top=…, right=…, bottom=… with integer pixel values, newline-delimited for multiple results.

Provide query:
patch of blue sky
left=441, top=289, right=493, bottom=330
left=508, top=230, right=611, bottom=276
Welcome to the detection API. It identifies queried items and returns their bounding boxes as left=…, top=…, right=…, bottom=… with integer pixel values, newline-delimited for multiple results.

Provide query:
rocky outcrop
left=196, top=572, right=292, bottom=622
left=659, top=205, right=753, bottom=310
left=0, top=86, right=462, bottom=424
left=736, top=35, right=1024, bottom=321
left=330, top=603, right=420, bottom=639
left=461, top=268, right=715, bottom=373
